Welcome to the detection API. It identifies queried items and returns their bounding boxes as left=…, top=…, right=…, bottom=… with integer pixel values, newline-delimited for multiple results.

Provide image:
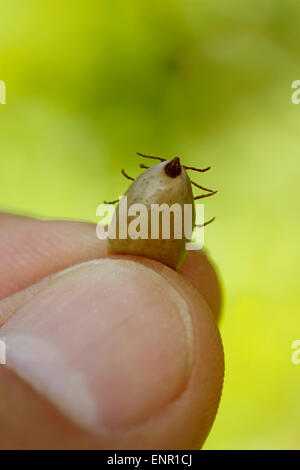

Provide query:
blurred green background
left=0, top=0, right=299, bottom=449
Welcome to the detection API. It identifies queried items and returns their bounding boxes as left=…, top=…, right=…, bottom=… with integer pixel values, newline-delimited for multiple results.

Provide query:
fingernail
left=0, top=259, right=194, bottom=432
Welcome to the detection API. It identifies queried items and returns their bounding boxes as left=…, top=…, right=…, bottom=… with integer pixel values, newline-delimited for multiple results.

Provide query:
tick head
left=164, top=157, right=182, bottom=178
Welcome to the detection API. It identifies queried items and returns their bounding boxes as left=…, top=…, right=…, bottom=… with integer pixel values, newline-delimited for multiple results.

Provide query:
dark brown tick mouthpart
left=164, top=157, right=182, bottom=178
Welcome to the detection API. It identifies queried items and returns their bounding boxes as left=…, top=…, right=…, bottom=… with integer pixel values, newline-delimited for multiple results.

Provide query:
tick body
left=107, top=154, right=216, bottom=270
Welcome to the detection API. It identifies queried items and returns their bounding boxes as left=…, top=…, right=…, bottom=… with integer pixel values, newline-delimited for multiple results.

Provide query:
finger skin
left=0, top=213, right=222, bottom=319
left=0, top=213, right=224, bottom=449
left=179, top=250, right=222, bottom=319
left=0, top=258, right=224, bottom=450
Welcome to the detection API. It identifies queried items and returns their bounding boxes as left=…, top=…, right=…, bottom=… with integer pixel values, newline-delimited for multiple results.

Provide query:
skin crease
left=0, top=213, right=224, bottom=449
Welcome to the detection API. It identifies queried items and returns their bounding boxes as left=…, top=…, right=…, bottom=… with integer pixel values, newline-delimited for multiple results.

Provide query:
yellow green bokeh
left=0, top=0, right=299, bottom=449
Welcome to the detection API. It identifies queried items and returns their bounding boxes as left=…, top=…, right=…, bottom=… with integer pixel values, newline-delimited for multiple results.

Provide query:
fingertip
left=0, top=258, right=224, bottom=449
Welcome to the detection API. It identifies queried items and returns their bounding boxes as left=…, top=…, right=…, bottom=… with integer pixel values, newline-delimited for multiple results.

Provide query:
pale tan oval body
left=108, top=159, right=195, bottom=269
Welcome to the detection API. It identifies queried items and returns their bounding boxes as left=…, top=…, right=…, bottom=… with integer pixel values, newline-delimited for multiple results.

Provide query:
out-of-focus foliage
left=0, top=0, right=299, bottom=449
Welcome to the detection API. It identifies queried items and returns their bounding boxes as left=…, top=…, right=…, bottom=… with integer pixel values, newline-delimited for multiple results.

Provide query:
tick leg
left=121, top=169, right=135, bottom=181
left=194, top=190, right=217, bottom=200
left=103, top=199, right=119, bottom=204
left=140, top=164, right=149, bottom=169
left=183, top=165, right=211, bottom=173
left=136, top=152, right=166, bottom=162
left=195, top=216, right=216, bottom=228
left=191, top=181, right=215, bottom=193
